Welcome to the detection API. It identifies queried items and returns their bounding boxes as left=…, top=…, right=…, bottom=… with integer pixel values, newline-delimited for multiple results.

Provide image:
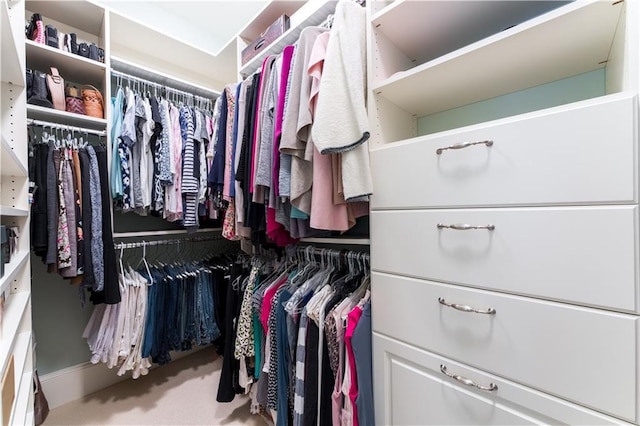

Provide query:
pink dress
left=345, top=305, right=364, bottom=426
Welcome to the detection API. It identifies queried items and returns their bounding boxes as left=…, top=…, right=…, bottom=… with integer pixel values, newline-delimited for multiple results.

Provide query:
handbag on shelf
left=46, top=67, right=65, bottom=111
left=27, top=70, right=53, bottom=108
left=65, top=85, right=85, bottom=115
left=81, top=84, right=104, bottom=118
left=77, top=42, right=90, bottom=58
left=45, top=24, right=58, bottom=48
left=69, top=33, right=78, bottom=54
left=25, top=13, right=44, bottom=43
left=89, top=43, right=100, bottom=61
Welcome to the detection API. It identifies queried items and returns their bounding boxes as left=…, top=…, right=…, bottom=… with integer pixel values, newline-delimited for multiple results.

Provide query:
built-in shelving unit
left=1, top=1, right=33, bottom=423
left=373, top=1, right=619, bottom=118
left=369, top=0, right=626, bottom=144
left=237, top=0, right=336, bottom=78
left=368, top=0, right=640, bottom=423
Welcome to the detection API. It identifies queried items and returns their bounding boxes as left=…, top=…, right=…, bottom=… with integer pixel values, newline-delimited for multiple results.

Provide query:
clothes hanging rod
left=27, top=119, right=107, bottom=136
left=290, top=244, right=370, bottom=262
left=113, top=228, right=222, bottom=238
left=114, top=233, right=225, bottom=250
left=111, top=69, right=215, bottom=102
left=110, top=56, right=220, bottom=100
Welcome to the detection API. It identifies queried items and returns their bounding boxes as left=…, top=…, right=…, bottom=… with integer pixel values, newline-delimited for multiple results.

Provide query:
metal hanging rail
left=113, top=233, right=226, bottom=250
left=110, top=56, right=220, bottom=102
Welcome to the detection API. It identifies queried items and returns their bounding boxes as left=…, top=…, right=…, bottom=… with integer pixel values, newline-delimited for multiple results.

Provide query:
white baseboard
left=39, top=347, right=205, bottom=410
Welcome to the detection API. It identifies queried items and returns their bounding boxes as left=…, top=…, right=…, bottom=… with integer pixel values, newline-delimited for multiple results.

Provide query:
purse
left=77, top=42, right=90, bottom=58
left=33, top=370, right=50, bottom=426
left=46, top=67, right=65, bottom=111
left=45, top=24, right=58, bottom=48
left=25, top=13, right=44, bottom=43
left=89, top=43, right=99, bottom=61
left=27, top=70, right=53, bottom=108
left=81, top=84, right=104, bottom=118
left=65, top=85, right=85, bottom=115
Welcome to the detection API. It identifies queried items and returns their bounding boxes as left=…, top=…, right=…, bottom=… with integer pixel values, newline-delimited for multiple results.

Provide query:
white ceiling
left=97, top=0, right=268, bottom=55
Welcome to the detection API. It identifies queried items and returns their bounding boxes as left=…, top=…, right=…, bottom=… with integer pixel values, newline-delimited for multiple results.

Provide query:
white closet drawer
left=373, top=333, right=634, bottom=425
left=369, top=94, right=636, bottom=209
left=371, top=273, right=639, bottom=422
left=370, top=206, right=638, bottom=311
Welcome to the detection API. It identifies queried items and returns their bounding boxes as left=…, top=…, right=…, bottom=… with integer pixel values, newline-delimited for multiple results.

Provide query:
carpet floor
left=43, top=347, right=264, bottom=426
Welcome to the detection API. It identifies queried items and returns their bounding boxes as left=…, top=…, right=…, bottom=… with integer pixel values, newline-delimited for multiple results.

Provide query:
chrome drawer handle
left=436, top=139, right=493, bottom=155
left=437, top=223, right=495, bottom=231
left=440, top=365, right=498, bottom=392
left=438, top=297, right=496, bottom=315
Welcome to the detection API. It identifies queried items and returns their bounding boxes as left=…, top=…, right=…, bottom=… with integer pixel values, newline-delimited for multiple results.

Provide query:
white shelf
left=113, top=227, right=222, bottom=238
left=1, top=1, right=24, bottom=86
left=372, top=0, right=622, bottom=118
left=26, top=39, right=106, bottom=85
left=371, top=0, right=568, bottom=66
left=0, top=250, right=29, bottom=296
left=1, top=135, right=28, bottom=178
left=239, top=0, right=337, bottom=77
left=0, top=206, right=28, bottom=217
left=27, top=104, right=107, bottom=130
left=0, top=292, right=30, bottom=376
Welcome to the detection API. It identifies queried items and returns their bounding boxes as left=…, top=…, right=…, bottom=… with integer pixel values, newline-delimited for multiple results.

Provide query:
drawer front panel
left=370, top=206, right=638, bottom=311
left=372, top=274, right=638, bottom=421
left=373, top=333, right=634, bottom=425
left=370, top=94, right=636, bottom=209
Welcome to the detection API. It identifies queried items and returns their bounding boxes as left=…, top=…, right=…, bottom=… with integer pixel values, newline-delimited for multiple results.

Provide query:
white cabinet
left=1, top=1, right=34, bottom=424
left=367, top=0, right=640, bottom=424
left=374, top=333, right=633, bottom=426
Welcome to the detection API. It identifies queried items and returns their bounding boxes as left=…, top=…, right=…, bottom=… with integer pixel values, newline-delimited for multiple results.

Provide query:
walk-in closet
left=2, top=0, right=640, bottom=425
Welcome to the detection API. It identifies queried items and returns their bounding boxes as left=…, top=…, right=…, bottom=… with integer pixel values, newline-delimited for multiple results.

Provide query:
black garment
left=303, top=321, right=320, bottom=426
left=149, top=96, right=163, bottom=216
left=211, top=267, right=228, bottom=354
left=90, top=145, right=120, bottom=305
left=45, top=140, right=58, bottom=266
left=217, top=262, right=245, bottom=402
left=31, top=143, right=49, bottom=259
left=237, top=74, right=260, bottom=225
left=78, top=149, right=94, bottom=288
left=209, top=88, right=228, bottom=194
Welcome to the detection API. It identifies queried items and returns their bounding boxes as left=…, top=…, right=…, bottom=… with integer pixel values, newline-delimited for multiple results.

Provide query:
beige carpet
left=43, top=347, right=265, bottom=426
